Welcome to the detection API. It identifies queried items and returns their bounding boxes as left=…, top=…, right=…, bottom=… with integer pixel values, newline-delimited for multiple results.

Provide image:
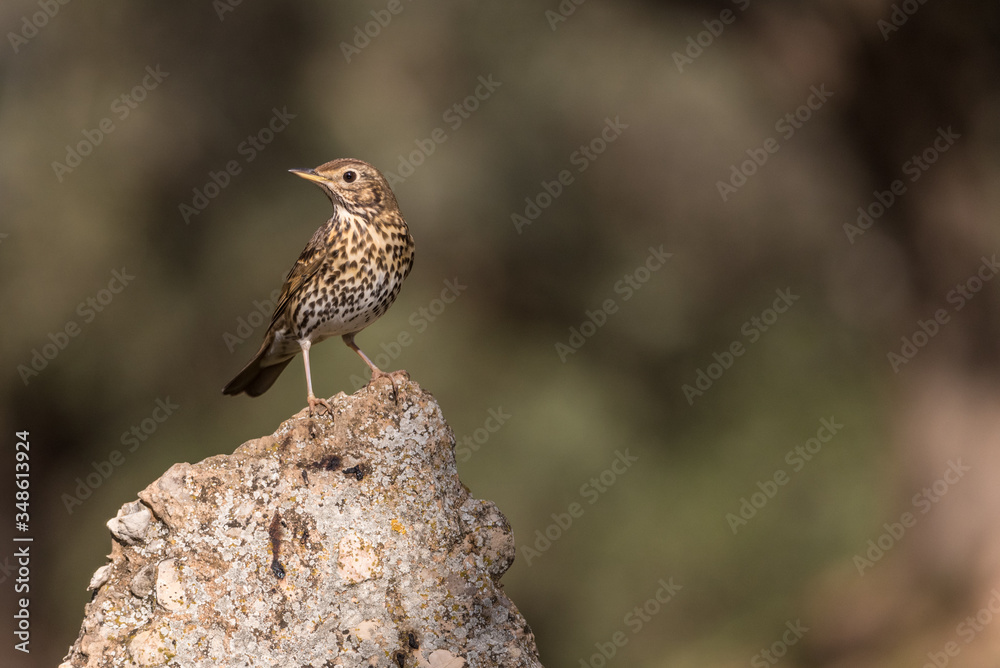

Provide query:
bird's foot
left=307, top=394, right=333, bottom=416
left=367, top=369, right=408, bottom=402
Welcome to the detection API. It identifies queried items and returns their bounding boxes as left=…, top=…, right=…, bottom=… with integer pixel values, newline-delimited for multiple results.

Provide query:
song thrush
left=223, top=158, right=415, bottom=413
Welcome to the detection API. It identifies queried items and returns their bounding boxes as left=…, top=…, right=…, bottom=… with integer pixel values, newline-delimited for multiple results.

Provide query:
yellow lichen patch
left=128, top=626, right=176, bottom=666
left=390, top=518, right=407, bottom=534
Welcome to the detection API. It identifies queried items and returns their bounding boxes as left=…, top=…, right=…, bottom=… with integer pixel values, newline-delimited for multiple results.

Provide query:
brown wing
left=267, top=226, right=332, bottom=332
left=222, top=227, right=332, bottom=397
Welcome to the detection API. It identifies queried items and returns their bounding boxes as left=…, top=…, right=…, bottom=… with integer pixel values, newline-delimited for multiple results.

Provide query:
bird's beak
left=289, top=168, right=326, bottom=183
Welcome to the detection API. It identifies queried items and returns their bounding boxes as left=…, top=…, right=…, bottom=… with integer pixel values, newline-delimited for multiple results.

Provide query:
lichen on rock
left=61, top=377, right=542, bottom=668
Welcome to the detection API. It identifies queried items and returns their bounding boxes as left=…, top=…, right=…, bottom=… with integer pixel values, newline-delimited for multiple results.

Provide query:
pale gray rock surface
left=61, top=377, right=542, bottom=668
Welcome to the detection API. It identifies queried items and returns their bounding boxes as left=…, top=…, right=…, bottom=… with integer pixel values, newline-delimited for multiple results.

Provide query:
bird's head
left=289, top=158, right=397, bottom=214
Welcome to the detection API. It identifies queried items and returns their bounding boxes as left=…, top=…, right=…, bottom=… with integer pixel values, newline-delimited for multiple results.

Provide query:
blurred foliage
left=2, top=0, right=1000, bottom=666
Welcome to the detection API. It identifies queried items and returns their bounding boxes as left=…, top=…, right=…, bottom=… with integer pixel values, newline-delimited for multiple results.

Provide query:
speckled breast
left=292, top=226, right=413, bottom=343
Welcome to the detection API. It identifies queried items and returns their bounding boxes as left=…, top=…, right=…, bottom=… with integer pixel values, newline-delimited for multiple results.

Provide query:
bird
left=223, top=158, right=415, bottom=414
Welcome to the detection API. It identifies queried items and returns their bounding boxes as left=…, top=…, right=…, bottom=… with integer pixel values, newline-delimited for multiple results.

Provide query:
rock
left=106, top=500, right=152, bottom=544
left=61, top=377, right=543, bottom=667
left=87, top=564, right=112, bottom=592
left=129, top=564, right=157, bottom=599
left=154, top=559, right=187, bottom=612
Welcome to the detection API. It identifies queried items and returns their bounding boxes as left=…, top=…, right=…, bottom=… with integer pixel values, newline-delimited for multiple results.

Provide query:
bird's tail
left=223, top=346, right=294, bottom=397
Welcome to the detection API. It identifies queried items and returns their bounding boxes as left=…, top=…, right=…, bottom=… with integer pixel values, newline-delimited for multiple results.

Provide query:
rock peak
left=62, top=378, right=543, bottom=668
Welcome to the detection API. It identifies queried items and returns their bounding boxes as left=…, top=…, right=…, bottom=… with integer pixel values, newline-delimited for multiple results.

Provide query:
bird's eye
left=343, top=170, right=357, bottom=183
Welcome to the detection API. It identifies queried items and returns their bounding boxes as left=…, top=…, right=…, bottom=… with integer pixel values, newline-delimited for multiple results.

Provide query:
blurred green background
left=3, top=1, right=1000, bottom=666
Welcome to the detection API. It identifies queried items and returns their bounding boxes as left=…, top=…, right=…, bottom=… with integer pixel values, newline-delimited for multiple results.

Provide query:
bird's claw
left=307, top=394, right=333, bottom=416
left=367, top=369, right=405, bottom=403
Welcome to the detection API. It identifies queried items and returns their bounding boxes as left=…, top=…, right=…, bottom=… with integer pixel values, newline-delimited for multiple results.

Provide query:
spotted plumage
left=223, top=158, right=415, bottom=413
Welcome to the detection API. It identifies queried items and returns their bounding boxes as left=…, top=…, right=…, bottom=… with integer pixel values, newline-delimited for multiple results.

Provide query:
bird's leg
left=299, top=339, right=331, bottom=415
left=342, top=333, right=399, bottom=398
